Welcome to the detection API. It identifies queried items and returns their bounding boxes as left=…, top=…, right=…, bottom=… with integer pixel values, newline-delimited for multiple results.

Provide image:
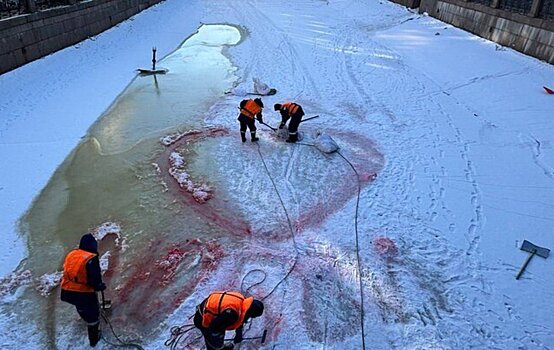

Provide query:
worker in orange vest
left=194, top=291, right=264, bottom=350
left=237, top=98, right=264, bottom=142
left=60, top=233, right=106, bottom=347
left=274, top=102, right=305, bottom=143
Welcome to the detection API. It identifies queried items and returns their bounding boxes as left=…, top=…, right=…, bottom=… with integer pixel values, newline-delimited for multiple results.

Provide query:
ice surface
left=1, top=0, right=554, bottom=349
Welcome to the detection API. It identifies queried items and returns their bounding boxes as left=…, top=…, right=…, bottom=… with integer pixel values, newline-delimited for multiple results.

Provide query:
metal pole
left=529, top=0, right=543, bottom=17
left=25, top=0, right=37, bottom=13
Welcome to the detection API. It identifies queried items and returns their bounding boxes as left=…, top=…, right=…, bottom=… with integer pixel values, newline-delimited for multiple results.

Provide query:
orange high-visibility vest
left=281, top=102, right=300, bottom=116
left=61, top=249, right=96, bottom=293
left=201, top=291, right=254, bottom=330
left=240, top=100, right=262, bottom=119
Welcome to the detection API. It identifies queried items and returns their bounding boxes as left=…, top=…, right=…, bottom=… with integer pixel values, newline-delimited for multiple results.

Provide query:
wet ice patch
left=168, top=151, right=212, bottom=203
left=35, top=271, right=62, bottom=296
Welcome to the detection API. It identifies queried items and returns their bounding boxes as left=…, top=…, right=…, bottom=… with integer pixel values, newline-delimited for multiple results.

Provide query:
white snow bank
left=228, top=77, right=276, bottom=96
left=0, top=270, right=32, bottom=302
left=160, top=129, right=201, bottom=146
left=91, top=221, right=121, bottom=242
left=35, top=272, right=63, bottom=297
left=168, top=151, right=212, bottom=203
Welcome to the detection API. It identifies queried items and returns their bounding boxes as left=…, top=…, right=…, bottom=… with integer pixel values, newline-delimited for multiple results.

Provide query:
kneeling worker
left=60, top=233, right=107, bottom=347
left=274, top=101, right=305, bottom=143
left=194, top=291, right=264, bottom=350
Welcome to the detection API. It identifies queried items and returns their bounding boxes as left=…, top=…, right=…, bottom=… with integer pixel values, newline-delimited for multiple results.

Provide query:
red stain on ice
left=296, top=130, right=384, bottom=230
left=373, top=236, right=398, bottom=257
left=106, top=238, right=225, bottom=333
left=156, top=127, right=252, bottom=237
left=104, top=126, right=385, bottom=346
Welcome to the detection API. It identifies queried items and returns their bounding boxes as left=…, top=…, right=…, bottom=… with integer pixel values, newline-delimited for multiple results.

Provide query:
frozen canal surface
left=1, top=0, right=554, bottom=349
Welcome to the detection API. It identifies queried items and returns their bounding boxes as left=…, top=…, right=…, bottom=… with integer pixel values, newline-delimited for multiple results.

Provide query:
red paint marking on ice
left=297, top=130, right=384, bottom=230
left=373, top=236, right=398, bottom=258
left=108, top=238, right=226, bottom=333
left=157, top=127, right=252, bottom=237
left=300, top=259, right=361, bottom=343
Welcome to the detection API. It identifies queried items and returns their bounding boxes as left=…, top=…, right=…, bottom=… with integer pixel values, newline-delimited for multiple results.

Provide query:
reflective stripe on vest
left=240, top=100, right=262, bottom=119
left=282, top=102, right=299, bottom=116
left=61, top=249, right=96, bottom=293
left=201, top=291, right=254, bottom=330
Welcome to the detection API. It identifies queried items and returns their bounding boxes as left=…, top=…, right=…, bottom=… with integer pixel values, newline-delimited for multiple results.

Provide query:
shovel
left=259, top=121, right=277, bottom=132
left=299, top=115, right=320, bottom=123
left=515, top=240, right=550, bottom=279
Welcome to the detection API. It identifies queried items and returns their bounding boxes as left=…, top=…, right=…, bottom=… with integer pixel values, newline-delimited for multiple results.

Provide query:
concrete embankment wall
left=390, top=0, right=554, bottom=64
left=0, top=0, right=163, bottom=75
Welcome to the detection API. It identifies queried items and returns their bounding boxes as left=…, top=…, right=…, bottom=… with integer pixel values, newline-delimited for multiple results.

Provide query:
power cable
left=100, top=309, right=145, bottom=349
left=336, top=150, right=366, bottom=350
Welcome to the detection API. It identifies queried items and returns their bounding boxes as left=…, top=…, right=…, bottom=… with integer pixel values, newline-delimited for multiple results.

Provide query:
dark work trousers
left=286, top=109, right=304, bottom=142
left=62, top=290, right=101, bottom=346
left=288, top=113, right=303, bottom=134
left=194, top=312, right=228, bottom=350
left=238, top=114, right=257, bottom=141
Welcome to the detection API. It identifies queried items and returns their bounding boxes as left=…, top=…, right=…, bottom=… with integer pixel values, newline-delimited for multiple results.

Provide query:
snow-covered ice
left=1, top=0, right=554, bottom=349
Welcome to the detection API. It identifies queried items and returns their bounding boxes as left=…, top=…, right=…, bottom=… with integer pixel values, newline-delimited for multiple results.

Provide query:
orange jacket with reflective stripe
left=281, top=102, right=300, bottom=116
left=240, top=100, right=262, bottom=119
left=61, top=249, right=96, bottom=293
left=201, top=291, right=254, bottom=330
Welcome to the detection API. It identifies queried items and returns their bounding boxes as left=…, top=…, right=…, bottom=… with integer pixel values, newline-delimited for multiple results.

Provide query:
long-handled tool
left=225, top=330, right=267, bottom=344
left=101, top=290, right=112, bottom=310
left=259, top=121, right=277, bottom=132
left=515, top=240, right=550, bottom=279
left=300, top=115, right=320, bottom=123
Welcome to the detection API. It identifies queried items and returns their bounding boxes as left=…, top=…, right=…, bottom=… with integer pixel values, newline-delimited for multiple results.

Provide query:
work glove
left=257, top=115, right=263, bottom=123
left=97, top=283, right=107, bottom=292
left=233, top=333, right=243, bottom=344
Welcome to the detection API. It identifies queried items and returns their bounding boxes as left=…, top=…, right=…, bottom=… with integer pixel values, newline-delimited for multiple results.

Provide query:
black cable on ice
left=100, top=310, right=145, bottom=350
left=251, top=142, right=300, bottom=302
left=337, top=150, right=366, bottom=350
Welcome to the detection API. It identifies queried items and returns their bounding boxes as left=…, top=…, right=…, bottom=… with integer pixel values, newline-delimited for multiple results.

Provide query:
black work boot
left=241, top=133, right=247, bottom=143
left=286, top=133, right=298, bottom=143
left=251, top=132, right=259, bottom=142
left=87, top=323, right=100, bottom=347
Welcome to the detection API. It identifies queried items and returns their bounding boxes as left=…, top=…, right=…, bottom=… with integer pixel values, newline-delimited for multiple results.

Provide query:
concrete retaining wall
left=0, top=0, right=163, bottom=74
left=419, top=0, right=554, bottom=64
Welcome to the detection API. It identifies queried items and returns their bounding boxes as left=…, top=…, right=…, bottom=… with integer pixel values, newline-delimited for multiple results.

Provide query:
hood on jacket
left=79, top=233, right=98, bottom=253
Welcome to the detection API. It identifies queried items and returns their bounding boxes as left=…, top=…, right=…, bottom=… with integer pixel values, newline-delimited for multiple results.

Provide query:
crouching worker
left=238, top=98, right=264, bottom=142
left=61, top=233, right=106, bottom=347
left=274, top=102, right=305, bottom=143
left=194, top=291, right=264, bottom=350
